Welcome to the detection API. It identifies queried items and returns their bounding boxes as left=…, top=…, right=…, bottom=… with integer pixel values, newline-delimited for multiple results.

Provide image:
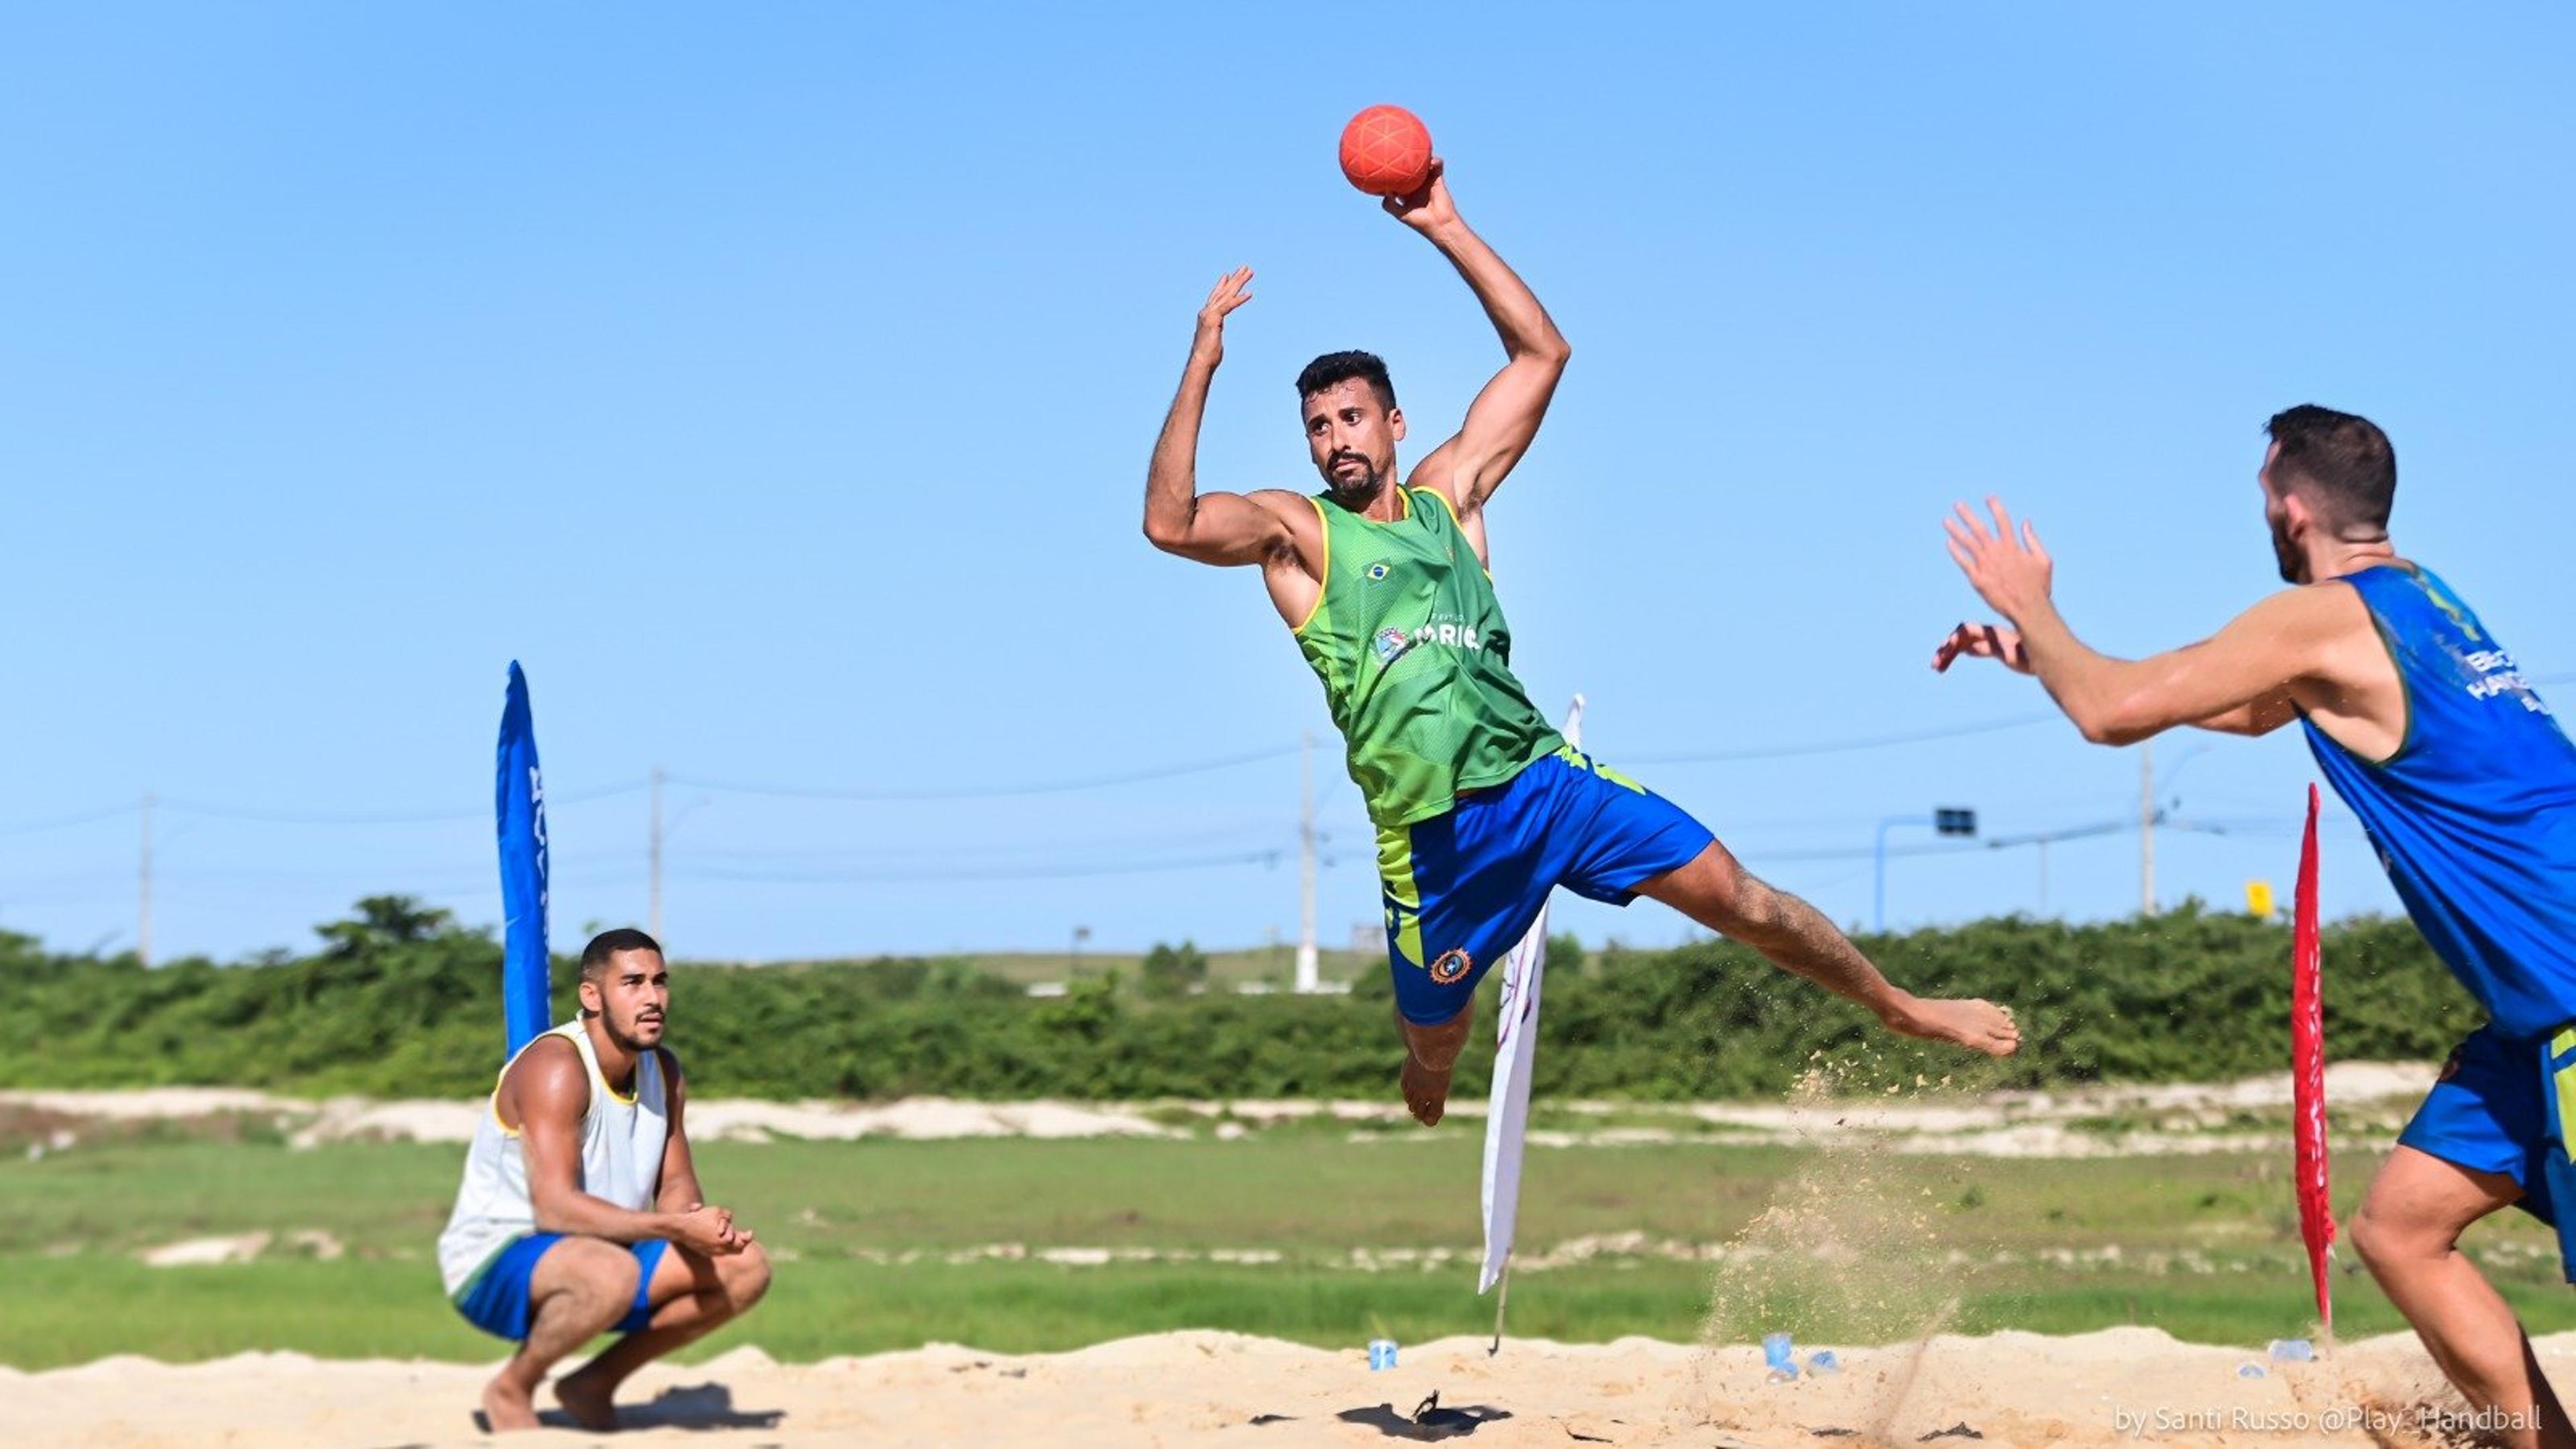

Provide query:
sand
left=0, top=1326, right=2534, bottom=1448
left=11, top=1067, right=2489, bottom=1446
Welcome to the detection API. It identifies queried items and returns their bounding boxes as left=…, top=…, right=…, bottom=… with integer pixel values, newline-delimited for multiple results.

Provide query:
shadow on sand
left=470, top=1381, right=785, bottom=1436
left=1331, top=1392, right=1512, bottom=1441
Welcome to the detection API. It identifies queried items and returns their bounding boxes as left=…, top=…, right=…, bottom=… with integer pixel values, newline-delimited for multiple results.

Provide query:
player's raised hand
left=1191, top=266, right=1254, bottom=366
left=1382, top=158, right=1456, bottom=232
left=1932, top=623, right=2032, bottom=675
left=1943, top=496, right=2053, bottom=625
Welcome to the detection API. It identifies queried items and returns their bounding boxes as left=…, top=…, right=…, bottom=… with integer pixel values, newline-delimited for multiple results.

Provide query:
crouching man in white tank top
left=436, top=928, right=772, bottom=1432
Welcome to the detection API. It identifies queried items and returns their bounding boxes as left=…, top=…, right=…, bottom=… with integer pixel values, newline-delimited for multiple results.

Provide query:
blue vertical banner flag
left=495, top=662, right=552, bottom=1059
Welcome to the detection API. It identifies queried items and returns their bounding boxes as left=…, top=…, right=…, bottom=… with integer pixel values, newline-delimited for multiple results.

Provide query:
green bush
left=0, top=899, right=2480, bottom=1100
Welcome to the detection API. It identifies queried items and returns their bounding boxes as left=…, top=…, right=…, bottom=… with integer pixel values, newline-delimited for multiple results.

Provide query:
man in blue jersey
left=1935, top=405, right=2576, bottom=1446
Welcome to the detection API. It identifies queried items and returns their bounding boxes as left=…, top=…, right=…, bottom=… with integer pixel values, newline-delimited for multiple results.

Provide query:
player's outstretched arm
left=1931, top=623, right=2300, bottom=737
left=1144, top=268, right=1295, bottom=567
left=1936, top=497, right=2337, bottom=744
left=1391, top=163, right=1571, bottom=517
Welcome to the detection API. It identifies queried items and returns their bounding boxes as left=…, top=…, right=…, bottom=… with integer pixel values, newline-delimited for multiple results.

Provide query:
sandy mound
left=1, top=1062, right=2439, bottom=1158
left=0, top=1326, right=2534, bottom=1448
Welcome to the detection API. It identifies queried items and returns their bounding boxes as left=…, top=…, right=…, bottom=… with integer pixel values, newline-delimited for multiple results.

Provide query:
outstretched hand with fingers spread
left=1943, top=497, right=2053, bottom=627
left=1191, top=266, right=1254, bottom=367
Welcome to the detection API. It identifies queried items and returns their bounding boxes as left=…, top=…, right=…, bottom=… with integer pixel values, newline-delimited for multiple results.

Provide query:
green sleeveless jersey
left=1295, top=486, right=1563, bottom=828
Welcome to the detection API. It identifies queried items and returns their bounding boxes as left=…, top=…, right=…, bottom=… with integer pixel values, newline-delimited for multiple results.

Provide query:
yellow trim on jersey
left=485, top=1021, right=640, bottom=1133
left=1293, top=495, right=1332, bottom=635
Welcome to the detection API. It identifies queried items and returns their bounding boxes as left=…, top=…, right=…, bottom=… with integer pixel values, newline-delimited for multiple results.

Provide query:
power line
left=679, top=820, right=1287, bottom=865
left=676, top=847, right=1288, bottom=886
left=156, top=779, right=650, bottom=826
left=6, top=666, right=2569, bottom=839
left=666, top=743, right=1303, bottom=802
left=0, top=803, right=142, bottom=837
left=1621, top=712, right=2060, bottom=765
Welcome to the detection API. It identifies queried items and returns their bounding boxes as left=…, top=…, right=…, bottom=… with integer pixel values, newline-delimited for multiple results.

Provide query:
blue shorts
left=2399, top=1024, right=2576, bottom=1279
left=1379, top=745, right=1715, bottom=1025
left=451, top=1234, right=669, bottom=1342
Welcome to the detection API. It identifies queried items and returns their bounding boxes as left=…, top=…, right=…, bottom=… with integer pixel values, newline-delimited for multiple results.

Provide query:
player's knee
left=2347, top=1193, right=2438, bottom=1273
left=2345, top=1201, right=2399, bottom=1273
left=724, top=1241, right=773, bottom=1309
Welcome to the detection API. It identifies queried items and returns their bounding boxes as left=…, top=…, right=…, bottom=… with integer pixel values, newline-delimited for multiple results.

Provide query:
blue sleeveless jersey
left=2300, top=564, right=2576, bottom=1039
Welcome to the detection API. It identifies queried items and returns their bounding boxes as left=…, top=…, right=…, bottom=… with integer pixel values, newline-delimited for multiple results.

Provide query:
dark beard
left=1321, top=451, right=1384, bottom=500
left=604, top=1010, right=661, bottom=1054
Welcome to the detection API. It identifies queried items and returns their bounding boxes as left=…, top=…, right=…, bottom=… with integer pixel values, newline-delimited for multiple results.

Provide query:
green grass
left=7, top=1132, right=2575, bottom=1368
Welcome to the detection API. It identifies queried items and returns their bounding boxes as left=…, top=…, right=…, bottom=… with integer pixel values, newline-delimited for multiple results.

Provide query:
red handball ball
left=1338, top=105, right=1434, bottom=197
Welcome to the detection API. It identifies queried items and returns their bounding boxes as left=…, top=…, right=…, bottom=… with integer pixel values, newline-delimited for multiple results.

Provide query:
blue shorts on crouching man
left=451, top=1234, right=669, bottom=1342
left=2400, top=1023, right=2576, bottom=1280
left=1379, top=744, right=1715, bottom=1025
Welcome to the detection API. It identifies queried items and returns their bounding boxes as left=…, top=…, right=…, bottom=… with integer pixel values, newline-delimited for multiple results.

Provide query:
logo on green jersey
left=1375, top=619, right=1489, bottom=669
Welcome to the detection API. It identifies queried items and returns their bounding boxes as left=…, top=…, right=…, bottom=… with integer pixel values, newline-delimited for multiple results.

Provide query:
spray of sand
left=1688, top=1051, right=2012, bottom=1444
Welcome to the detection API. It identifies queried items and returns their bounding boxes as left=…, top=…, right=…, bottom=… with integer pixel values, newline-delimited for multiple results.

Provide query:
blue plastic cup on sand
left=1762, top=1332, right=1796, bottom=1383
left=1368, top=1338, right=1397, bottom=1371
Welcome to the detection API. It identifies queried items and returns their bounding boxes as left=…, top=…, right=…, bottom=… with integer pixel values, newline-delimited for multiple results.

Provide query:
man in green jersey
left=1144, top=162, right=2021, bottom=1124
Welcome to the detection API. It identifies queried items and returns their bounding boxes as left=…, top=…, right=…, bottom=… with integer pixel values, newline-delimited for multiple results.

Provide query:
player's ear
left=577, top=976, right=602, bottom=1018
left=1389, top=406, right=1406, bottom=443
left=2281, top=488, right=2314, bottom=541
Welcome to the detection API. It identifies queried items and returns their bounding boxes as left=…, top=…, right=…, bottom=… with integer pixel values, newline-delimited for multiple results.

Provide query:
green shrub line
left=0, top=896, right=2479, bottom=1100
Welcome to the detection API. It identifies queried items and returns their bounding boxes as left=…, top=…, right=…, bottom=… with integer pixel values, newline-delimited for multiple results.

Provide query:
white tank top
left=436, top=1020, right=670, bottom=1296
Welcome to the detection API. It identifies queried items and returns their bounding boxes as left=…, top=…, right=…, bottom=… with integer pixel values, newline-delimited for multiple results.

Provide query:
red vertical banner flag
left=2293, top=782, right=2335, bottom=1332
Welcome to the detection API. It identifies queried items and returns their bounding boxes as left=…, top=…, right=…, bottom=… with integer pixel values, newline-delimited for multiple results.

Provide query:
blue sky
left=3, top=3, right=2569, bottom=964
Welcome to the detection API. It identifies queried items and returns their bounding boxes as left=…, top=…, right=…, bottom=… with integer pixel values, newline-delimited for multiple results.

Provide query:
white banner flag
left=1480, top=695, right=1583, bottom=1295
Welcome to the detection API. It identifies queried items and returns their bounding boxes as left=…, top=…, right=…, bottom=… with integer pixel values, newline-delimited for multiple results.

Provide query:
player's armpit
left=1142, top=488, right=1297, bottom=568
left=1419, top=347, right=1570, bottom=513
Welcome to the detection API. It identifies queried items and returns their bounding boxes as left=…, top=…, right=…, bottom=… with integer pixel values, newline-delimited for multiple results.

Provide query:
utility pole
left=138, top=791, right=154, bottom=968
left=649, top=764, right=665, bottom=943
left=1295, top=731, right=1319, bottom=993
left=2140, top=741, right=2157, bottom=917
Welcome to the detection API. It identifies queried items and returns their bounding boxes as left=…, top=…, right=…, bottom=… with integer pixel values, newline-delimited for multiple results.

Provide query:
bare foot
left=1400, top=1051, right=1454, bottom=1126
left=552, top=1368, right=620, bottom=1432
left=480, top=1375, right=542, bottom=1434
left=1885, top=995, right=2021, bottom=1057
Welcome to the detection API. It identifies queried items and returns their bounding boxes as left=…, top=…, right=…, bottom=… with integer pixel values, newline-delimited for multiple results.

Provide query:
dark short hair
left=580, top=927, right=663, bottom=984
left=2266, top=405, right=2396, bottom=533
left=1296, top=350, right=1396, bottom=413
